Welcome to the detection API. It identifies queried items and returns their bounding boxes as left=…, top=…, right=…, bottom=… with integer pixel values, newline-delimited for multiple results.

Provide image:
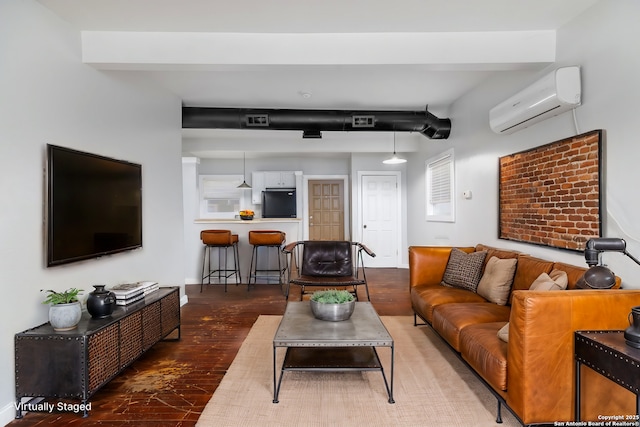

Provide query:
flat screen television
left=262, top=188, right=296, bottom=218
left=46, top=144, right=143, bottom=267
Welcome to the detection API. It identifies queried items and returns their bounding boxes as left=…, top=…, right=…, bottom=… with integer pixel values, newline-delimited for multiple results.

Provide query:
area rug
left=196, top=315, right=519, bottom=427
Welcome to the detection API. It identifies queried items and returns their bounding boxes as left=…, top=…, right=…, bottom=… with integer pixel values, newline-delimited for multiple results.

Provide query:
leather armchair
left=283, top=240, right=375, bottom=300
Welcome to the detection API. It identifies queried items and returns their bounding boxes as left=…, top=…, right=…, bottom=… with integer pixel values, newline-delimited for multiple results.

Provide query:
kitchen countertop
left=195, top=218, right=301, bottom=224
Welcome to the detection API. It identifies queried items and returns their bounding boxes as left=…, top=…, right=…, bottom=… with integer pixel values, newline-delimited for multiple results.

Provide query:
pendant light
left=237, top=152, right=251, bottom=189
left=383, top=132, right=407, bottom=164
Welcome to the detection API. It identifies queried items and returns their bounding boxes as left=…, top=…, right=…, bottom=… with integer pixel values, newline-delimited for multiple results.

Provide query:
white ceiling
left=37, top=0, right=598, bottom=158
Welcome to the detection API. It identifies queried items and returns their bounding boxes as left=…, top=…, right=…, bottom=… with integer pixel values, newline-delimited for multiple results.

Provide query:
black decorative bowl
left=240, top=215, right=254, bottom=220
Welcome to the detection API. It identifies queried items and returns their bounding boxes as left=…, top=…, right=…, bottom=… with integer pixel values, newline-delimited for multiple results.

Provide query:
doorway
left=358, top=172, right=401, bottom=268
left=307, top=179, right=345, bottom=240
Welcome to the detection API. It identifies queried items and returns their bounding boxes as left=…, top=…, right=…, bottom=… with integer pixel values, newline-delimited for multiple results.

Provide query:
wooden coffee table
left=272, top=301, right=394, bottom=403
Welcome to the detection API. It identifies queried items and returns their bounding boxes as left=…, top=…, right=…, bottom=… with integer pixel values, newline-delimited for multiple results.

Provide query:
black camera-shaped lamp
left=578, top=238, right=640, bottom=289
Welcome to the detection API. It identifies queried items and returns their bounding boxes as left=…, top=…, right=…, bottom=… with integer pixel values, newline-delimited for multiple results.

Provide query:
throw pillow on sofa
left=497, top=323, right=509, bottom=342
left=441, top=248, right=487, bottom=292
left=497, top=269, right=569, bottom=343
left=476, top=256, right=518, bottom=305
left=530, top=269, right=569, bottom=291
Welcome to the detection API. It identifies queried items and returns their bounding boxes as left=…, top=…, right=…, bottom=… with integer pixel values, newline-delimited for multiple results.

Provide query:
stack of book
left=110, top=281, right=159, bottom=306
left=139, top=281, right=160, bottom=296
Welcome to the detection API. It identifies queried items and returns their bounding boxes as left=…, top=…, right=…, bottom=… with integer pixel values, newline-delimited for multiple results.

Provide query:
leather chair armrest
left=282, top=241, right=301, bottom=253
left=357, top=242, right=376, bottom=258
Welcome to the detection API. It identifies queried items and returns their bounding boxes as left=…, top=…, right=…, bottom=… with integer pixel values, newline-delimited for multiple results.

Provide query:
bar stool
left=200, top=229, right=241, bottom=292
left=247, top=230, right=286, bottom=290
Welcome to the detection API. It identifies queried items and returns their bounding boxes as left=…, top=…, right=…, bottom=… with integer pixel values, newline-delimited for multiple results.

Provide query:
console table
left=15, top=287, right=180, bottom=418
left=574, top=330, right=640, bottom=421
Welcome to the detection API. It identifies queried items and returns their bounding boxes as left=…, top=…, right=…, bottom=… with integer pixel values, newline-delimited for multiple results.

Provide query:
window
left=199, top=175, right=247, bottom=219
left=426, top=149, right=455, bottom=222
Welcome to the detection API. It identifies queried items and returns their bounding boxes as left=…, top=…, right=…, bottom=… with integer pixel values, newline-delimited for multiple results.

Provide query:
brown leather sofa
left=409, top=244, right=640, bottom=426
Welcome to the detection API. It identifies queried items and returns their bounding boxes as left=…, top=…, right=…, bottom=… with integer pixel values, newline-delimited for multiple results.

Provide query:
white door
left=361, top=174, right=399, bottom=268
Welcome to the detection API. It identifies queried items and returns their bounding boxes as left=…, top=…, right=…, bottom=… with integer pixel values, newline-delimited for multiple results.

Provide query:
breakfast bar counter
left=192, top=218, right=303, bottom=286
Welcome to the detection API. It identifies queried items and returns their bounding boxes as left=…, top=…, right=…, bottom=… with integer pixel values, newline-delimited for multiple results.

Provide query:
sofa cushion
left=410, top=284, right=487, bottom=324
left=475, top=244, right=521, bottom=260
left=441, top=248, right=487, bottom=292
left=476, top=256, right=518, bottom=305
left=509, top=255, right=554, bottom=304
left=409, top=246, right=475, bottom=288
left=551, top=261, right=586, bottom=289
left=550, top=261, right=624, bottom=289
left=530, top=270, right=568, bottom=291
left=460, top=322, right=509, bottom=392
left=498, top=269, right=568, bottom=343
left=432, top=302, right=510, bottom=351
left=475, top=244, right=522, bottom=273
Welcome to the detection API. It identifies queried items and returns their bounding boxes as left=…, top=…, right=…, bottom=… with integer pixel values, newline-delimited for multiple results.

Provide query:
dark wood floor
left=9, top=268, right=411, bottom=426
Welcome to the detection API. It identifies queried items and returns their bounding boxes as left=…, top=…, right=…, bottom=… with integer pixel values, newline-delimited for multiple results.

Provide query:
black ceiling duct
left=182, top=106, right=451, bottom=139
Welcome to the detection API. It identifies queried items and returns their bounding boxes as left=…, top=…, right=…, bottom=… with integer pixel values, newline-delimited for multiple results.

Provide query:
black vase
left=624, top=306, right=640, bottom=348
left=87, top=285, right=116, bottom=319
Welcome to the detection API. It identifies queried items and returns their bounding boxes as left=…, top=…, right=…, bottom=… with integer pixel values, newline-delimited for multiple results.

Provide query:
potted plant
left=310, top=289, right=356, bottom=321
left=41, top=288, right=83, bottom=331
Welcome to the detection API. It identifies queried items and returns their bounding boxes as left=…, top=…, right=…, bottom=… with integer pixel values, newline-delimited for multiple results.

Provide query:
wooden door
left=308, top=180, right=344, bottom=241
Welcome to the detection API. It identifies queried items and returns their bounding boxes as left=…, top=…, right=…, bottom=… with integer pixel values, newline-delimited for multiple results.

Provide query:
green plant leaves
left=310, top=289, right=355, bottom=304
left=41, top=288, right=83, bottom=305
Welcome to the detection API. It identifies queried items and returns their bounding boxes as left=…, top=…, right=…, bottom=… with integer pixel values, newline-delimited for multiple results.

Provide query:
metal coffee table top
left=273, top=302, right=393, bottom=347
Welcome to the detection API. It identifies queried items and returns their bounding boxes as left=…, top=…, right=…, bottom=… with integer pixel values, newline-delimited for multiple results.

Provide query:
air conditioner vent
left=245, top=115, right=269, bottom=127
left=489, top=66, right=581, bottom=134
left=352, top=115, right=376, bottom=128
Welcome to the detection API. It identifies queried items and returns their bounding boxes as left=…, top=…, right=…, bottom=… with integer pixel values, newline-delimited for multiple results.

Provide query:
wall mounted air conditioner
left=490, top=66, right=581, bottom=134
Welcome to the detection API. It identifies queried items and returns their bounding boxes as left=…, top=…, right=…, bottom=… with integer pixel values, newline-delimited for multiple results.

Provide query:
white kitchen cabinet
left=251, top=171, right=296, bottom=204
left=264, top=171, right=296, bottom=188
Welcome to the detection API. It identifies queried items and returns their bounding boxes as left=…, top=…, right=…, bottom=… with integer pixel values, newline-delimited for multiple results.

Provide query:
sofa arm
left=408, top=246, right=475, bottom=288
left=507, top=289, right=640, bottom=424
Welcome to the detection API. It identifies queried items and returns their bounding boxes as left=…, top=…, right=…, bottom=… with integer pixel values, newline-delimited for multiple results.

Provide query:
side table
left=574, top=330, right=640, bottom=421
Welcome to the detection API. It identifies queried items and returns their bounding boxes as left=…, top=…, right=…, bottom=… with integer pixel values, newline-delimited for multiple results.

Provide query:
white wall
left=407, top=0, right=640, bottom=288
left=0, top=1, right=185, bottom=423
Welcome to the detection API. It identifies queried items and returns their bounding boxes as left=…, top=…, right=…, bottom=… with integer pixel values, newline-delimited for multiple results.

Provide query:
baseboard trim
left=0, top=401, right=17, bottom=425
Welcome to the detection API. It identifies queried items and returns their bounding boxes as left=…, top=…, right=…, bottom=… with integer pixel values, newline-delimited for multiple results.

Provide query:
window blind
left=428, top=155, right=451, bottom=204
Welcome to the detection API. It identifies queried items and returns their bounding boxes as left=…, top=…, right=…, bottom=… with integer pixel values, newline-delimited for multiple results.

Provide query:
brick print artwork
left=499, top=130, right=602, bottom=251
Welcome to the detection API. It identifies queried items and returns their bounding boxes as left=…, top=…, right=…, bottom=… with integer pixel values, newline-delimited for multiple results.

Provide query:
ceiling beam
left=81, top=30, right=556, bottom=70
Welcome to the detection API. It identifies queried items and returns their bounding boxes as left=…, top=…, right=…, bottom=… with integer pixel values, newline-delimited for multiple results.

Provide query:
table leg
left=15, top=399, right=22, bottom=419
left=272, top=345, right=279, bottom=403
left=273, top=347, right=289, bottom=403
left=389, top=343, right=395, bottom=404
left=575, top=360, right=581, bottom=421
left=374, top=347, right=395, bottom=404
